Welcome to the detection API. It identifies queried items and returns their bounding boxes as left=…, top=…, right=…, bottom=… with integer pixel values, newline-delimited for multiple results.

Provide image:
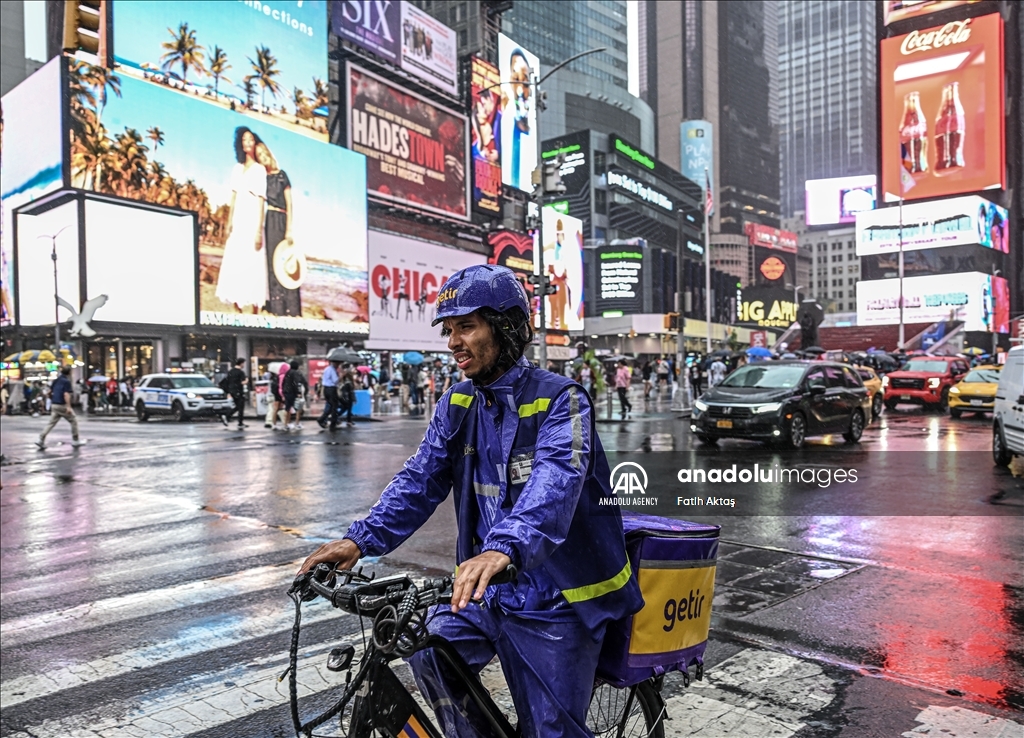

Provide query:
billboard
left=539, top=207, right=584, bottom=332
left=1, top=57, right=65, bottom=326
left=679, top=120, right=713, bottom=197
left=330, top=1, right=458, bottom=97
left=470, top=57, right=502, bottom=215
left=805, top=175, right=877, bottom=226
left=112, top=0, right=328, bottom=140
left=855, top=195, right=1008, bottom=255
left=737, top=286, right=798, bottom=329
left=883, top=1, right=987, bottom=26
left=15, top=202, right=80, bottom=327
left=68, top=61, right=369, bottom=333
left=365, top=231, right=484, bottom=351
left=542, top=131, right=591, bottom=235
left=488, top=230, right=538, bottom=325
left=347, top=64, right=468, bottom=221
left=498, top=34, right=539, bottom=192
left=745, top=223, right=798, bottom=253
left=880, top=14, right=1005, bottom=202
left=857, top=271, right=1009, bottom=332
left=595, top=244, right=644, bottom=317
left=606, top=169, right=676, bottom=213
left=84, top=200, right=197, bottom=325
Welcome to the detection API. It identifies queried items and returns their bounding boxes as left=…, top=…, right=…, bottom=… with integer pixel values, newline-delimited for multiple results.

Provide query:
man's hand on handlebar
left=299, top=538, right=362, bottom=575
left=451, top=550, right=512, bottom=613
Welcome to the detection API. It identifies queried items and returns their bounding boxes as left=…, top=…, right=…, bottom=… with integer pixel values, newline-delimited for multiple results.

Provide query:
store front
left=85, top=341, right=155, bottom=379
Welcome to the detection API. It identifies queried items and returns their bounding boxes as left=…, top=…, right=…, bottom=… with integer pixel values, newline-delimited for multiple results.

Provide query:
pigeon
left=57, top=294, right=108, bottom=337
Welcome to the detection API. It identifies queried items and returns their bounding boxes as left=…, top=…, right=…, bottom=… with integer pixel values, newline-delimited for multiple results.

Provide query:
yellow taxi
left=854, top=365, right=884, bottom=420
left=948, top=364, right=1001, bottom=419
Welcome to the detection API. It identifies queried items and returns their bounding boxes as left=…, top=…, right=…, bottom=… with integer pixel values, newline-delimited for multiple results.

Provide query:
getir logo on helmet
left=436, top=287, right=458, bottom=308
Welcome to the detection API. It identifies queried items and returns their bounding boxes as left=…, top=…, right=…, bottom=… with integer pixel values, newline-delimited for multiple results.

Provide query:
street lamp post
left=39, top=225, right=74, bottom=353
left=529, top=47, right=606, bottom=369
left=787, top=284, right=805, bottom=311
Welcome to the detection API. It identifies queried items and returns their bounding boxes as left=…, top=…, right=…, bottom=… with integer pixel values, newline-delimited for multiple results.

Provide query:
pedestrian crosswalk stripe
left=1, top=562, right=298, bottom=648
left=902, top=705, right=1022, bottom=738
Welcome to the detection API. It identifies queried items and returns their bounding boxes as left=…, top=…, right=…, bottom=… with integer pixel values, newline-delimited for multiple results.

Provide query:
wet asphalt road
left=1, top=394, right=1022, bottom=737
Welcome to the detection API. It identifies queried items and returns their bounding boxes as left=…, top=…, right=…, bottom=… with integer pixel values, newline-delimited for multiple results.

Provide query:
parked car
left=690, top=361, right=871, bottom=449
left=948, top=364, right=1001, bottom=419
left=992, top=346, right=1024, bottom=467
left=882, top=356, right=970, bottom=412
left=854, top=365, right=884, bottom=420
left=133, top=373, right=234, bottom=421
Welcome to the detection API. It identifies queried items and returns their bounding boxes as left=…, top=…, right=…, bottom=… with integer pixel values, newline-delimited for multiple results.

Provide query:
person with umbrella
left=338, top=364, right=356, bottom=428
left=37, top=366, right=84, bottom=450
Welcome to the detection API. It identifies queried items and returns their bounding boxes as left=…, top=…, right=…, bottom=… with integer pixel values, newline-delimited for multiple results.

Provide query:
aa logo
left=610, top=462, right=648, bottom=495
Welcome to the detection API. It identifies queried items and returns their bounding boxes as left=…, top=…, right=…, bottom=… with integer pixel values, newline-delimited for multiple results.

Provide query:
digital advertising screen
left=15, top=201, right=80, bottom=327
left=855, top=195, right=1008, bottom=255
left=857, top=271, right=1008, bottom=332
left=542, top=131, right=591, bottom=235
left=470, top=57, right=503, bottom=215
left=84, top=200, right=197, bottom=326
left=1, top=57, right=65, bottom=326
left=805, top=175, right=877, bottom=226
left=365, top=231, right=484, bottom=351
left=595, top=244, right=644, bottom=317
left=679, top=120, right=714, bottom=196
left=880, top=13, right=1005, bottom=202
left=883, top=1, right=987, bottom=26
left=68, top=61, right=369, bottom=334
left=498, top=34, right=539, bottom=192
left=112, top=0, right=329, bottom=140
left=488, top=230, right=538, bottom=325
left=347, top=64, right=469, bottom=221
left=737, top=286, right=798, bottom=329
left=538, top=207, right=584, bottom=332
left=331, top=1, right=458, bottom=97
left=745, top=223, right=798, bottom=253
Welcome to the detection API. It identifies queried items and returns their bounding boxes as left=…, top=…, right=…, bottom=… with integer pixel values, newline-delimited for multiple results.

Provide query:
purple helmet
left=431, top=264, right=531, bottom=326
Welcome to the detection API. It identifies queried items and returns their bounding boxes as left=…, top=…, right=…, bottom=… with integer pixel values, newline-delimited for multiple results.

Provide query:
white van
left=993, top=345, right=1024, bottom=466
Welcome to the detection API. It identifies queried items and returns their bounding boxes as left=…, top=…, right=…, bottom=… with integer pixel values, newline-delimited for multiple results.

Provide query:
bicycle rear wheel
left=587, top=680, right=664, bottom=738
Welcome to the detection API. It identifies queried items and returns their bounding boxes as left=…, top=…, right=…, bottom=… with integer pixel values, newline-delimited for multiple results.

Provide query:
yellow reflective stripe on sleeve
left=518, top=397, right=552, bottom=418
left=450, top=392, right=474, bottom=408
left=561, top=560, right=632, bottom=603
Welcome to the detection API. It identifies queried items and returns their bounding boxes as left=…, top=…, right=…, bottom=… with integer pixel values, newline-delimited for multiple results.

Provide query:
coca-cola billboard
left=880, top=14, right=1005, bottom=203
left=365, top=231, right=484, bottom=351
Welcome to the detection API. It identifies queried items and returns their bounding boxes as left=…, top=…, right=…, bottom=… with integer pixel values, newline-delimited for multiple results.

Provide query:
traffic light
left=542, top=155, right=566, bottom=194
left=62, top=0, right=104, bottom=56
left=664, top=312, right=680, bottom=332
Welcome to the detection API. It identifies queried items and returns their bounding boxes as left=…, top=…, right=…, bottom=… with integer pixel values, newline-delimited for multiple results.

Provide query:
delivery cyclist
left=299, top=264, right=641, bottom=736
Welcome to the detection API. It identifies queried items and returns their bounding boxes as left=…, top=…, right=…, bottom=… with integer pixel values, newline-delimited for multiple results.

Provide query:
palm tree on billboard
left=248, top=45, right=282, bottom=111
left=292, top=86, right=310, bottom=119
left=146, top=126, right=165, bottom=152
left=241, top=77, right=256, bottom=109
left=209, top=45, right=232, bottom=98
left=312, top=77, right=328, bottom=110
left=161, top=23, right=207, bottom=83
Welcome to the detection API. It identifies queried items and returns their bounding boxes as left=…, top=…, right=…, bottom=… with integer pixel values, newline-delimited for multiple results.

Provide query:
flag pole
left=704, top=167, right=712, bottom=353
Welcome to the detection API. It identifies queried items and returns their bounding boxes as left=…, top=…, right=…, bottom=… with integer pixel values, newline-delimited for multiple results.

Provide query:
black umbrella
left=327, top=347, right=362, bottom=364
left=802, top=346, right=825, bottom=354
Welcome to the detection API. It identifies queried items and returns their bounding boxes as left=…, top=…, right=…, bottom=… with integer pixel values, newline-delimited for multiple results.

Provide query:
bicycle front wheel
left=586, top=680, right=664, bottom=738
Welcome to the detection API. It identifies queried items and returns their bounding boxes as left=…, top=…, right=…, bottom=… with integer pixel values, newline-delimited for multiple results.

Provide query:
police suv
left=133, top=373, right=234, bottom=422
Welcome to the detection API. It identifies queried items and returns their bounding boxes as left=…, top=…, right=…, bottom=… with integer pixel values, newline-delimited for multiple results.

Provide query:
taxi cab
left=133, top=373, right=234, bottom=421
left=948, top=365, right=1001, bottom=419
left=854, top=365, right=884, bottom=420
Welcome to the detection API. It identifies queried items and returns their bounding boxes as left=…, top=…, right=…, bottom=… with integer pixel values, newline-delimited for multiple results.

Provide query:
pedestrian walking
left=274, top=361, right=290, bottom=429
left=709, top=356, right=727, bottom=387
left=0, top=381, right=9, bottom=415
left=282, top=360, right=308, bottom=430
left=615, top=359, right=633, bottom=418
left=656, top=358, right=669, bottom=395
left=339, top=366, right=356, bottom=427
left=37, top=367, right=84, bottom=449
left=317, top=359, right=341, bottom=430
left=223, top=358, right=249, bottom=429
left=641, top=360, right=653, bottom=400
left=431, top=357, right=450, bottom=410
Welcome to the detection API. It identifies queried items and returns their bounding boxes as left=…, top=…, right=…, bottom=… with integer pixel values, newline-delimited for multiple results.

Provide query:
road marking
left=0, top=601, right=350, bottom=708
left=664, top=649, right=837, bottom=737
left=1, top=562, right=298, bottom=648
left=902, top=705, right=1023, bottom=738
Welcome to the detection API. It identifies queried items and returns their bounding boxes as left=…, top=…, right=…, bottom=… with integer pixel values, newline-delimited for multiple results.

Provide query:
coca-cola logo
left=900, top=20, right=972, bottom=55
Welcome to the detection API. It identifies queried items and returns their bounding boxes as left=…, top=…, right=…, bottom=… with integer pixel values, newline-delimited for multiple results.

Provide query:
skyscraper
left=416, top=0, right=655, bottom=151
left=778, top=0, right=878, bottom=218
left=643, top=0, right=780, bottom=236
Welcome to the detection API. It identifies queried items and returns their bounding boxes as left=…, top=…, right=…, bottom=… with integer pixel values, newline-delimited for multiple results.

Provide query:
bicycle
left=286, top=563, right=667, bottom=738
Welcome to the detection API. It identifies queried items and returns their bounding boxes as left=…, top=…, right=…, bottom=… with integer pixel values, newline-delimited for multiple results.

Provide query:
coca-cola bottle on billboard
left=900, top=91, right=928, bottom=174
left=934, top=82, right=965, bottom=173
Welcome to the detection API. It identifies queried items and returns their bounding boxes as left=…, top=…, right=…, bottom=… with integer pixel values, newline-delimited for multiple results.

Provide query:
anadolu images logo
left=610, top=462, right=648, bottom=495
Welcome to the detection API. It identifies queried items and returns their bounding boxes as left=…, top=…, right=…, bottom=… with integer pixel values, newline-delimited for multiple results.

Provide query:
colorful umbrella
left=356, top=365, right=371, bottom=374
left=961, top=347, right=986, bottom=356
left=403, top=352, right=425, bottom=366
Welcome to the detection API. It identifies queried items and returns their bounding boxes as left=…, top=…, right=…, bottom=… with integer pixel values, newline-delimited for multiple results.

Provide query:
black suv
left=691, top=361, right=872, bottom=449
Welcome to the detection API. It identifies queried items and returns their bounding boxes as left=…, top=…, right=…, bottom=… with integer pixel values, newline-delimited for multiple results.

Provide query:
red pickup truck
left=882, top=356, right=971, bottom=413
